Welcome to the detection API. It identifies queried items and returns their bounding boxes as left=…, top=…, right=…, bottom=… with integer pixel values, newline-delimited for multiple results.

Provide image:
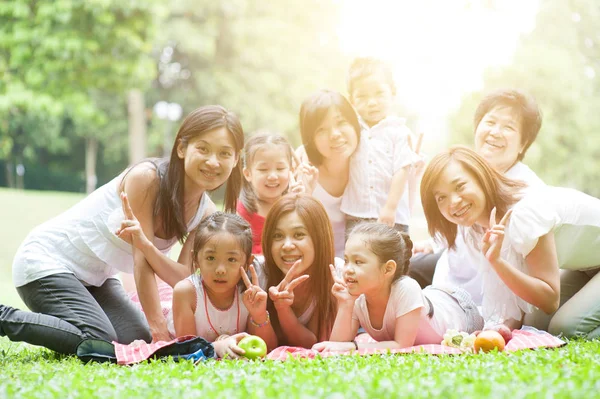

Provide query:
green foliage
left=1, top=337, right=600, bottom=398
left=449, top=0, right=600, bottom=196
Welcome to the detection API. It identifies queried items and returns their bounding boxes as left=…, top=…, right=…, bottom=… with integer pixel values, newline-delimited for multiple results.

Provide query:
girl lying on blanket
left=313, top=222, right=483, bottom=352
left=262, top=193, right=338, bottom=348
left=166, top=212, right=277, bottom=358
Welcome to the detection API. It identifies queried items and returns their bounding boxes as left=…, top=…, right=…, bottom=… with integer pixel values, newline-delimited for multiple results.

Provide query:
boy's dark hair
left=474, top=89, right=542, bottom=161
left=347, top=57, right=396, bottom=97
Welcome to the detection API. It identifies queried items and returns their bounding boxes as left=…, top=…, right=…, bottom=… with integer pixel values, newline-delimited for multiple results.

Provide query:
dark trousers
left=0, top=273, right=151, bottom=354
left=408, top=251, right=442, bottom=289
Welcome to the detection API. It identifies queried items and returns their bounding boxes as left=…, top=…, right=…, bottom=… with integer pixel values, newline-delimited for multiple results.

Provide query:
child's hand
left=329, top=264, right=358, bottom=305
left=312, top=341, right=356, bottom=352
left=408, top=132, right=426, bottom=179
left=213, top=332, right=250, bottom=359
left=412, top=240, right=434, bottom=255
left=241, top=264, right=268, bottom=318
left=268, top=260, right=310, bottom=310
left=294, top=163, right=319, bottom=195
left=288, top=171, right=306, bottom=194
left=115, top=192, right=150, bottom=249
left=481, top=207, right=512, bottom=265
left=377, top=205, right=396, bottom=228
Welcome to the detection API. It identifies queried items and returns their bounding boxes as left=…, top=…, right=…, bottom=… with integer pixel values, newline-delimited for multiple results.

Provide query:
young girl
left=420, top=146, right=600, bottom=338
left=238, top=132, right=310, bottom=255
left=167, top=212, right=277, bottom=358
left=1, top=105, right=244, bottom=354
left=262, top=193, right=338, bottom=348
left=313, top=222, right=483, bottom=352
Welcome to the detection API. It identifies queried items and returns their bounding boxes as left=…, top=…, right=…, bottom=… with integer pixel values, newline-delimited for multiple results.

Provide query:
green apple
left=238, top=335, right=268, bottom=360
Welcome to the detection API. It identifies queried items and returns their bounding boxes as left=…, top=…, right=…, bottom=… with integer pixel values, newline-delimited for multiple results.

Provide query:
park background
left=1, top=0, right=600, bottom=306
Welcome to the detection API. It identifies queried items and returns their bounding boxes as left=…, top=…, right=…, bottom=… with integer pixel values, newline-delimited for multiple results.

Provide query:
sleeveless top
left=312, top=183, right=345, bottom=258
left=12, top=171, right=208, bottom=287
left=166, top=275, right=250, bottom=341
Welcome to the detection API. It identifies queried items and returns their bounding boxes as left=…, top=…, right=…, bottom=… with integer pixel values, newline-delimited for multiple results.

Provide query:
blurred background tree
left=448, top=0, right=600, bottom=196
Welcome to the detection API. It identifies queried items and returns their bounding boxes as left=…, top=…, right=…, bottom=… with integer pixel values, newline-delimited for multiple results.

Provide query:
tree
left=0, top=0, right=161, bottom=191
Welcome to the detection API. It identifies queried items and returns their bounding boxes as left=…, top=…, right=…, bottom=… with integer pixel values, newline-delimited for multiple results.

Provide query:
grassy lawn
left=1, top=337, right=599, bottom=399
left=2, top=188, right=599, bottom=398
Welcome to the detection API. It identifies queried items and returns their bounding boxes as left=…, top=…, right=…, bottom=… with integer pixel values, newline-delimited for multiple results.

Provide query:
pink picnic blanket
left=113, top=329, right=564, bottom=365
left=266, top=329, right=565, bottom=360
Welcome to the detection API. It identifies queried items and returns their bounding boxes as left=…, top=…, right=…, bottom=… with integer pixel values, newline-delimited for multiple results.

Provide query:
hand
left=115, top=192, right=150, bottom=249
left=294, top=145, right=310, bottom=166
left=268, top=260, right=309, bottom=310
left=481, top=207, right=512, bottom=265
left=312, top=341, right=356, bottom=352
left=213, top=332, right=250, bottom=359
left=240, top=264, right=268, bottom=319
left=287, top=171, right=306, bottom=194
left=150, top=322, right=171, bottom=343
left=412, top=240, right=434, bottom=255
left=408, top=132, right=426, bottom=179
left=329, top=264, right=358, bottom=305
left=377, top=205, right=396, bottom=227
left=293, top=163, right=319, bottom=195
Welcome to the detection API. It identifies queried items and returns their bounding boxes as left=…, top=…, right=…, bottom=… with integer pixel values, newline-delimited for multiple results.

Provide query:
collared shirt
left=340, top=116, right=418, bottom=224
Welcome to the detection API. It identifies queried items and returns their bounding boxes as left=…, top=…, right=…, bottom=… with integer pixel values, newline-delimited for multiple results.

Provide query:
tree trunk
left=85, top=137, right=99, bottom=194
left=127, top=89, right=147, bottom=165
left=5, top=160, right=14, bottom=188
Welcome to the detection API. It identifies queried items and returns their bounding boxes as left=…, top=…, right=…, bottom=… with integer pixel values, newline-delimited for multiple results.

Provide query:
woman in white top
left=313, top=222, right=482, bottom=352
left=0, top=105, right=245, bottom=354
left=420, top=89, right=546, bottom=291
left=421, top=146, right=600, bottom=338
left=297, top=90, right=361, bottom=258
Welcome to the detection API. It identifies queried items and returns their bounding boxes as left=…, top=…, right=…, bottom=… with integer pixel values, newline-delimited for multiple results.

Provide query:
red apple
left=487, top=324, right=513, bottom=343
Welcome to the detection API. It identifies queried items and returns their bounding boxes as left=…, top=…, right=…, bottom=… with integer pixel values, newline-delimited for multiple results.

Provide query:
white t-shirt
left=432, top=162, right=545, bottom=306
left=479, top=186, right=600, bottom=323
left=312, top=183, right=345, bottom=259
left=341, top=117, right=419, bottom=225
left=351, top=277, right=471, bottom=345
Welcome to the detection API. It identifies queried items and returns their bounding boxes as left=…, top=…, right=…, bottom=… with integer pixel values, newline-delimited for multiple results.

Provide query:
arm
left=483, top=209, right=560, bottom=314
left=172, top=279, right=197, bottom=337
left=276, top=305, right=320, bottom=348
left=489, top=233, right=560, bottom=314
left=328, top=302, right=360, bottom=341
left=241, top=265, right=278, bottom=351
left=378, top=166, right=410, bottom=227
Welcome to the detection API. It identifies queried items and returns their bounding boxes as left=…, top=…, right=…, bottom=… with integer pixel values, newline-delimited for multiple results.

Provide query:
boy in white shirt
left=341, top=57, right=419, bottom=234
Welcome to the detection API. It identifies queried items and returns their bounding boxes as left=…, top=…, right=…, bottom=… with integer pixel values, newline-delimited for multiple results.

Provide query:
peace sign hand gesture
left=329, top=264, right=358, bottom=305
left=408, top=132, right=426, bottom=178
left=481, top=207, right=513, bottom=265
left=240, top=264, right=268, bottom=318
left=115, top=192, right=150, bottom=250
left=268, top=260, right=310, bottom=310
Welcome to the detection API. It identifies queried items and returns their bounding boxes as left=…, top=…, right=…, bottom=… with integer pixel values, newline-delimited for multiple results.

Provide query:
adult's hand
left=482, top=207, right=512, bottom=265
left=268, top=260, right=309, bottom=310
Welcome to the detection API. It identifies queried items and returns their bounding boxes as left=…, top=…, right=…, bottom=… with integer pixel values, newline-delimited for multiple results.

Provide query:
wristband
left=352, top=340, right=358, bottom=350
left=250, top=311, right=270, bottom=328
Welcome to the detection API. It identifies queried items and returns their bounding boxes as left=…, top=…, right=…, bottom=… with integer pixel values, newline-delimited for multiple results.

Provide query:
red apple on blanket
left=238, top=335, right=268, bottom=360
left=486, top=324, right=513, bottom=343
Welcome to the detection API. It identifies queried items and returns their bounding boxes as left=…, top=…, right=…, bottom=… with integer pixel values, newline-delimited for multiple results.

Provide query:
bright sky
left=336, top=0, right=540, bottom=142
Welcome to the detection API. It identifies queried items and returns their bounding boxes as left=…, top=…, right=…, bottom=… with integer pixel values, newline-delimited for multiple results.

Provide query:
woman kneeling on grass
left=262, top=193, right=338, bottom=348
left=420, top=146, right=600, bottom=338
left=0, top=105, right=244, bottom=354
left=165, top=212, right=276, bottom=358
left=313, top=222, right=482, bottom=352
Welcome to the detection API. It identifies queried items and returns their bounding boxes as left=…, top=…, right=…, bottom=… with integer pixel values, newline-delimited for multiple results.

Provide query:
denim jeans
left=0, top=273, right=151, bottom=354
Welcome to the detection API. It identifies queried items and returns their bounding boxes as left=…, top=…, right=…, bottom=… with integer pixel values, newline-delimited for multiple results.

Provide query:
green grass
left=1, top=338, right=600, bottom=399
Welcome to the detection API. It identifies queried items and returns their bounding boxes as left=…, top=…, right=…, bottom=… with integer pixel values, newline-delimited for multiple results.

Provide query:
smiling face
left=196, top=231, right=247, bottom=296
left=313, top=107, right=359, bottom=163
left=474, top=106, right=524, bottom=173
left=350, top=70, right=395, bottom=127
left=343, top=233, right=390, bottom=297
left=177, top=127, right=239, bottom=192
left=270, top=211, right=315, bottom=276
left=432, top=160, right=488, bottom=227
left=243, top=144, right=291, bottom=203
